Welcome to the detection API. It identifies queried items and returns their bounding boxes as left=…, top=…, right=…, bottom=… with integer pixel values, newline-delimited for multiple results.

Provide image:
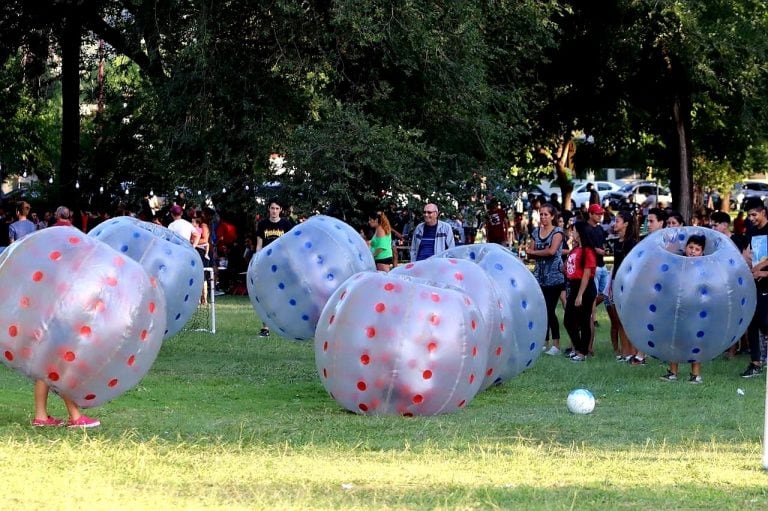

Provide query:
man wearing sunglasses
left=410, top=203, right=455, bottom=261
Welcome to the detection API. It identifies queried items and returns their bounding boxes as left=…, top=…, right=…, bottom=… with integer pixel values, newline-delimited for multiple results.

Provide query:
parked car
left=731, top=181, right=768, bottom=209
left=526, top=184, right=563, bottom=206
left=615, top=181, right=673, bottom=207
left=570, top=181, right=623, bottom=209
left=603, top=191, right=633, bottom=211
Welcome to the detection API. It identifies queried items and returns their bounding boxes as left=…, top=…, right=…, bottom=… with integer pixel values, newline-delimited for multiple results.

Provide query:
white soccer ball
left=566, top=389, right=595, bottom=415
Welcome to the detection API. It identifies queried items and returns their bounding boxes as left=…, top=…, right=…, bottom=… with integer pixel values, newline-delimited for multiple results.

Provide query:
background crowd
left=3, top=183, right=766, bottom=384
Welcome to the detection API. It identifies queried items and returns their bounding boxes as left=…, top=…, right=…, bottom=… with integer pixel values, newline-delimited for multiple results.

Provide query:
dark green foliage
left=1, top=1, right=768, bottom=218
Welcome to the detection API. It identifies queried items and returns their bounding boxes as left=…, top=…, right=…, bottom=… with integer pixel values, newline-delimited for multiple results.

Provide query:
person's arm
left=256, top=236, right=264, bottom=252
left=190, top=228, right=201, bottom=248
left=752, top=257, right=768, bottom=272
left=410, top=225, right=421, bottom=260
left=753, top=256, right=768, bottom=279
left=445, top=223, right=455, bottom=249
left=575, top=267, right=593, bottom=307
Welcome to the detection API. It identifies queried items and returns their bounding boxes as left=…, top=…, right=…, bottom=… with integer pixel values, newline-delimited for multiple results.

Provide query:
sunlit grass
left=1, top=296, right=767, bottom=510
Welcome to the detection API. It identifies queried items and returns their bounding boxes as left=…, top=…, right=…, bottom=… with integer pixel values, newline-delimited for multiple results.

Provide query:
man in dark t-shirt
left=255, top=199, right=295, bottom=337
left=743, top=202, right=768, bottom=378
left=586, top=203, right=609, bottom=357
left=256, top=205, right=294, bottom=249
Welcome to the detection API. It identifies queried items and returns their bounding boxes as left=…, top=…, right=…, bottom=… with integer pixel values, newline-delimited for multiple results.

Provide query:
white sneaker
left=545, top=346, right=561, bottom=356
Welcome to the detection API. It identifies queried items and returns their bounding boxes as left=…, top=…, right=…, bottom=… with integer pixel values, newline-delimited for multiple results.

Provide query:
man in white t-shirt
left=168, top=205, right=200, bottom=247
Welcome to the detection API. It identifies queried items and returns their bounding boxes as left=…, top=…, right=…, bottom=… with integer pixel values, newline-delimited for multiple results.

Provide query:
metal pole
left=209, top=267, right=216, bottom=334
left=763, top=366, right=768, bottom=469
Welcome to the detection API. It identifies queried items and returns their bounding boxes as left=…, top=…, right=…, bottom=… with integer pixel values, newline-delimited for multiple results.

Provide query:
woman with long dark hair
left=563, top=221, right=598, bottom=362
left=526, top=203, right=565, bottom=355
left=606, top=210, right=642, bottom=362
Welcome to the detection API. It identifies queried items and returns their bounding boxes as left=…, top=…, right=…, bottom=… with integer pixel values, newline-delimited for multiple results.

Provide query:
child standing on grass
left=660, top=234, right=706, bottom=384
left=33, top=380, right=100, bottom=428
left=8, top=207, right=101, bottom=429
left=563, top=221, right=598, bottom=362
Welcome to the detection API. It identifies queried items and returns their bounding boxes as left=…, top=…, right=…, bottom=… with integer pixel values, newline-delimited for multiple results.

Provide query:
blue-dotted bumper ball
left=89, top=216, right=204, bottom=340
left=613, top=227, right=755, bottom=363
left=437, top=243, right=546, bottom=383
left=247, top=215, right=376, bottom=340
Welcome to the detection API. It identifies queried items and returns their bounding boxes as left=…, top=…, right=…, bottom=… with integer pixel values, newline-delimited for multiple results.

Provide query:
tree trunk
left=553, top=136, right=576, bottom=211
left=59, top=11, right=81, bottom=203
left=671, top=95, right=693, bottom=221
left=721, top=191, right=732, bottom=213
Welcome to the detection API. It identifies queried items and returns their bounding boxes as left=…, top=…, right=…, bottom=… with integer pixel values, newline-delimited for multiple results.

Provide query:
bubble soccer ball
left=392, top=257, right=506, bottom=390
left=0, top=227, right=167, bottom=408
left=247, top=215, right=375, bottom=340
left=614, top=227, right=756, bottom=363
left=566, top=389, right=595, bottom=415
left=315, top=271, right=489, bottom=415
left=437, top=243, right=546, bottom=383
left=89, top=216, right=204, bottom=339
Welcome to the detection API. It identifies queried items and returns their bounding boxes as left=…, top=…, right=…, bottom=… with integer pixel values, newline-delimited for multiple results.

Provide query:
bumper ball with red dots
left=315, top=271, right=490, bottom=416
left=392, top=257, right=511, bottom=390
left=614, top=227, right=755, bottom=363
left=437, top=243, right=546, bottom=383
left=247, top=215, right=375, bottom=340
left=88, top=216, right=204, bottom=339
left=0, top=227, right=167, bottom=408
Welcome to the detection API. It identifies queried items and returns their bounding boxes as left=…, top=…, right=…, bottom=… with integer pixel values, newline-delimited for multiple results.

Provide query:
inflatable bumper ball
left=247, top=215, right=375, bottom=340
left=614, top=227, right=756, bottom=363
left=0, top=227, right=167, bottom=408
left=438, top=243, right=546, bottom=382
left=315, top=271, right=490, bottom=415
left=89, top=216, right=204, bottom=339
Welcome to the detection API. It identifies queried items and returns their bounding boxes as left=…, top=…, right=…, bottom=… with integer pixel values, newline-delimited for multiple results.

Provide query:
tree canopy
left=1, top=0, right=767, bottom=220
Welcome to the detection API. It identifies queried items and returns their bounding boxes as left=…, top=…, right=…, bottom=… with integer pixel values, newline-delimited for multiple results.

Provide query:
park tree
left=275, top=0, right=560, bottom=216
left=0, top=0, right=184, bottom=202
left=138, top=0, right=561, bottom=217
left=4, top=0, right=768, bottom=222
left=536, top=0, right=768, bottom=218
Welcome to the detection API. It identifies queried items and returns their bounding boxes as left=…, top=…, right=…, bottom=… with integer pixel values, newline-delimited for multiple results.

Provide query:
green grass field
left=1, top=296, right=767, bottom=510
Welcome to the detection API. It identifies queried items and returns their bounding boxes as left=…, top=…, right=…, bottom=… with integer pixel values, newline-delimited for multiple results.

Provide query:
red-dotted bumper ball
left=391, top=257, right=505, bottom=390
left=88, top=216, right=204, bottom=339
left=315, top=271, right=489, bottom=416
left=438, top=243, right=546, bottom=383
left=0, top=227, right=167, bottom=408
left=247, top=215, right=375, bottom=340
left=614, top=227, right=756, bottom=363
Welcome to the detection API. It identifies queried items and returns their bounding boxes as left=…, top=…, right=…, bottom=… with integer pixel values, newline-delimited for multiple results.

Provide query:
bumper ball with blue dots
left=437, top=243, right=546, bottom=383
left=246, top=215, right=375, bottom=340
left=613, top=227, right=755, bottom=363
left=88, top=216, right=205, bottom=339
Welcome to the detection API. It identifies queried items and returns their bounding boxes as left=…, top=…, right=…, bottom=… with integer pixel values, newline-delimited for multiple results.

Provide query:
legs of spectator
left=542, top=285, right=562, bottom=354
left=743, top=291, right=768, bottom=377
